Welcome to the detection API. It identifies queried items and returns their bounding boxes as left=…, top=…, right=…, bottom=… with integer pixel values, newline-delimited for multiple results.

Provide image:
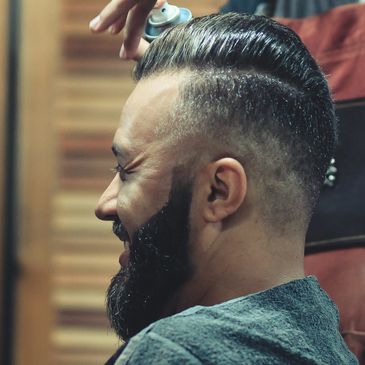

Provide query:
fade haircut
left=134, top=13, right=336, bottom=232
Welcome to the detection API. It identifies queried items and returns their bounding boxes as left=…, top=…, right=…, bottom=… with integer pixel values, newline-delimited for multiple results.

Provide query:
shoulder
left=116, top=299, right=276, bottom=365
left=114, top=325, right=203, bottom=365
left=115, top=278, right=356, bottom=364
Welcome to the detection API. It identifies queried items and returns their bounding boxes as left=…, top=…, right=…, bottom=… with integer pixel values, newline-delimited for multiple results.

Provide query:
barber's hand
left=89, top=0, right=165, bottom=60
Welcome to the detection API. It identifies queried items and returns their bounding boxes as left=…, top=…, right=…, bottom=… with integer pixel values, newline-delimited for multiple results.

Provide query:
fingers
left=134, top=38, right=150, bottom=60
left=120, top=38, right=150, bottom=60
left=123, top=0, right=156, bottom=58
left=90, top=0, right=156, bottom=60
left=108, top=16, right=127, bottom=34
left=153, top=0, right=166, bottom=9
left=89, top=0, right=137, bottom=33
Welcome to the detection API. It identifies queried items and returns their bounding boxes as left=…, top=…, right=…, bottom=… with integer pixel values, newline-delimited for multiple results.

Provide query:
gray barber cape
left=113, top=276, right=358, bottom=364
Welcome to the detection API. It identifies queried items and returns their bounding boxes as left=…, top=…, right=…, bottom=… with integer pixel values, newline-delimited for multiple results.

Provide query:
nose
left=95, top=174, right=120, bottom=220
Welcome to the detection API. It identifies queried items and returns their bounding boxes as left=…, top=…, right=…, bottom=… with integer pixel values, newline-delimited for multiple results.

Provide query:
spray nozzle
left=149, top=2, right=180, bottom=26
left=144, top=1, right=192, bottom=41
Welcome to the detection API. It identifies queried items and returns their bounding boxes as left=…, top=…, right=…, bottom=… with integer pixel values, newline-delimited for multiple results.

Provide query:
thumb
left=120, top=38, right=150, bottom=61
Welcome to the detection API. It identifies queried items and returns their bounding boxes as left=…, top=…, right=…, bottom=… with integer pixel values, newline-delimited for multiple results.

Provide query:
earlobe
left=204, top=158, right=247, bottom=223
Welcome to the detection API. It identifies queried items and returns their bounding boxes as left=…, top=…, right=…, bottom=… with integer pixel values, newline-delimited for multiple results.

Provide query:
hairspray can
left=144, top=1, right=192, bottom=41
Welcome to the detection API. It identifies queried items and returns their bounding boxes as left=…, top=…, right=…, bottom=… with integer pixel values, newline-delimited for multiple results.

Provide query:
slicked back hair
left=134, top=13, right=336, bottom=232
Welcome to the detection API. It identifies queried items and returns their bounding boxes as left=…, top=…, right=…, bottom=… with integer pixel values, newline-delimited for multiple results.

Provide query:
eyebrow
left=111, top=144, right=129, bottom=160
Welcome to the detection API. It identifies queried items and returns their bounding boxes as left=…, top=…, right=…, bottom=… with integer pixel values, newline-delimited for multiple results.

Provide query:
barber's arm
left=89, top=0, right=165, bottom=60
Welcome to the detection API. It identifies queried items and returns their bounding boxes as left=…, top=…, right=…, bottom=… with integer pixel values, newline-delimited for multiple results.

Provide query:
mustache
left=112, top=219, right=130, bottom=242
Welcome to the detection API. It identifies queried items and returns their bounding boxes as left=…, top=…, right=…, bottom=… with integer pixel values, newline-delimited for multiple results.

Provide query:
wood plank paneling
left=14, top=0, right=60, bottom=364
left=15, top=1, right=226, bottom=365
left=0, top=0, right=8, bottom=358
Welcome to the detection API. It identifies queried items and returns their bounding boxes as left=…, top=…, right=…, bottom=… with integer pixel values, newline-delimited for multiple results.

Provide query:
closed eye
left=111, top=164, right=129, bottom=182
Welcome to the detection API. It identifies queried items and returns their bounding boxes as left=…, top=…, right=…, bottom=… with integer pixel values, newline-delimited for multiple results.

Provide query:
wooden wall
left=15, top=1, right=225, bottom=365
left=14, top=0, right=59, bottom=363
left=0, top=0, right=8, bottom=359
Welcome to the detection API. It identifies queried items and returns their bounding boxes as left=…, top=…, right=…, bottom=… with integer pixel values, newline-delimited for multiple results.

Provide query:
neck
left=165, top=231, right=305, bottom=315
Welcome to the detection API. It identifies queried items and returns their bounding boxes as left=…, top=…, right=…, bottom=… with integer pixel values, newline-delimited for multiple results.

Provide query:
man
left=92, top=2, right=358, bottom=364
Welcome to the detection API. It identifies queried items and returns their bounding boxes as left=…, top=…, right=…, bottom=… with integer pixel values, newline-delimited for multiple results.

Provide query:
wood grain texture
left=14, top=0, right=59, bottom=364
left=15, top=1, right=226, bottom=364
left=0, top=0, right=8, bottom=358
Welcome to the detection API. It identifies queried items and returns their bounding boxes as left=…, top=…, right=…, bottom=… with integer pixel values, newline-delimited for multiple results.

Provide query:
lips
left=113, top=220, right=131, bottom=266
left=119, top=248, right=130, bottom=266
left=113, top=220, right=130, bottom=243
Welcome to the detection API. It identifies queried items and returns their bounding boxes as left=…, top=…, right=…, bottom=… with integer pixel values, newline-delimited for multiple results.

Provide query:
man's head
left=95, top=13, right=336, bottom=341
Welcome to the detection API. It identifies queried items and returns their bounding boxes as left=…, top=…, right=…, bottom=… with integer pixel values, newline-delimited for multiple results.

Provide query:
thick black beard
left=106, top=179, right=194, bottom=341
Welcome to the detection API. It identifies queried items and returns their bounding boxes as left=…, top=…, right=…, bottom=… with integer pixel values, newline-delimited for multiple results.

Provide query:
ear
left=203, top=158, right=247, bottom=223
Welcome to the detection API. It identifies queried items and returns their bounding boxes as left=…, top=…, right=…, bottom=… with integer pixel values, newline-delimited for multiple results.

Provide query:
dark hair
left=134, top=13, right=336, bottom=232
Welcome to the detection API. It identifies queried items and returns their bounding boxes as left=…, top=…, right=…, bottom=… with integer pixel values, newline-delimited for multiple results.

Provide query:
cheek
left=116, top=173, right=171, bottom=234
left=116, top=183, right=143, bottom=232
